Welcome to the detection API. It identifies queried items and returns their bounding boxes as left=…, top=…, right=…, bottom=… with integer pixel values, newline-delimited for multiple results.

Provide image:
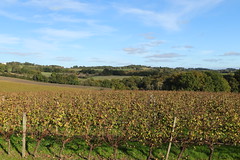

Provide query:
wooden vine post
left=165, top=117, right=177, bottom=160
left=22, top=112, right=27, bottom=158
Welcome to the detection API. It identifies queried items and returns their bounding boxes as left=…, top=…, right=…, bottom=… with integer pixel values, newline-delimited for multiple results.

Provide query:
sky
left=0, top=0, right=240, bottom=69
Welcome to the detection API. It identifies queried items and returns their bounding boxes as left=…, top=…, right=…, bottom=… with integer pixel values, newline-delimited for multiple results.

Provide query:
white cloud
left=145, top=59, right=175, bottom=63
left=123, top=47, right=147, bottom=54
left=172, top=45, right=194, bottom=49
left=123, top=39, right=164, bottom=55
left=37, top=25, right=115, bottom=41
left=89, top=57, right=130, bottom=66
left=56, top=57, right=76, bottom=62
left=23, top=39, right=59, bottom=52
left=37, top=28, right=94, bottom=40
left=49, top=14, right=95, bottom=23
left=119, top=8, right=179, bottom=30
left=169, top=0, right=223, bottom=12
left=0, top=51, right=41, bottom=56
left=172, top=45, right=194, bottom=50
left=0, top=35, right=60, bottom=54
left=25, top=0, right=95, bottom=13
left=0, top=34, right=20, bottom=44
left=118, top=0, right=223, bottom=30
left=146, top=53, right=183, bottom=58
left=222, top=52, right=240, bottom=56
left=203, top=59, right=222, bottom=62
left=141, top=33, right=156, bottom=40
left=1, top=0, right=18, bottom=4
left=0, top=10, right=26, bottom=21
left=89, top=23, right=117, bottom=35
left=142, top=40, right=164, bottom=47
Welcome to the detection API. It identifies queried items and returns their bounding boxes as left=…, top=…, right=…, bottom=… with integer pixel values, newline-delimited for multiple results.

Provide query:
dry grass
left=0, top=76, right=105, bottom=92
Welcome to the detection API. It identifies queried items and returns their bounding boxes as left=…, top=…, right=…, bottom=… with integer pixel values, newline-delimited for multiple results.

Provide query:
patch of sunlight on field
left=41, top=72, right=52, bottom=77
left=0, top=80, right=82, bottom=92
left=91, top=75, right=132, bottom=80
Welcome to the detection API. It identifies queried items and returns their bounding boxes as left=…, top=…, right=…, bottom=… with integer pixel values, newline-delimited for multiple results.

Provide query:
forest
left=0, top=62, right=239, bottom=92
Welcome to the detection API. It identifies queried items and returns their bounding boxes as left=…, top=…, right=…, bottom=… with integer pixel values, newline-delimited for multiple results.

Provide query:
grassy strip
left=0, top=135, right=239, bottom=160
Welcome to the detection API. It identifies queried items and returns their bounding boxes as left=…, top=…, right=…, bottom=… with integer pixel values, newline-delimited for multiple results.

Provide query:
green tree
left=141, top=77, right=154, bottom=90
left=224, top=75, right=239, bottom=92
left=0, top=64, right=6, bottom=72
left=234, top=69, right=240, bottom=92
left=66, top=74, right=79, bottom=85
left=205, top=71, right=231, bottom=92
left=32, top=73, right=48, bottom=82
left=163, top=71, right=230, bottom=92
left=111, top=79, right=126, bottom=90
left=122, top=76, right=141, bottom=90
left=163, top=71, right=213, bottom=91
left=49, top=73, right=59, bottom=83
left=234, top=69, right=240, bottom=81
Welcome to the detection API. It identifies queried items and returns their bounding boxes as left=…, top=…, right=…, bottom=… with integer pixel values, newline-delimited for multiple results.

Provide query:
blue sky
left=0, top=0, right=240, bottom=69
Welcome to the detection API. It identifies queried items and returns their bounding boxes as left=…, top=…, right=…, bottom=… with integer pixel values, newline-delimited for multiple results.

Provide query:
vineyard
left=0, top=89, right=239, bottom=159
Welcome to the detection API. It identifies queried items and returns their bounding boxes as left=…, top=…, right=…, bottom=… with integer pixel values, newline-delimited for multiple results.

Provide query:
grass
left=0, top=80, right=80, bottom=92
left=41, top=72, right=52, bottom=77
left=0, top=135, right=239, bottom=160
left=78, top=75, right=132, bottom=82
left=90, top=76, right=132, bottom=80
left=0, top=78, right=106, bottom=92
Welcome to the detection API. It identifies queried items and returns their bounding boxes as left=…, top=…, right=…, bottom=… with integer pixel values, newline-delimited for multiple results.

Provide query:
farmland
left=0, top=76, right=107, bottom=92
left=0, top=79, right=239, bottom=159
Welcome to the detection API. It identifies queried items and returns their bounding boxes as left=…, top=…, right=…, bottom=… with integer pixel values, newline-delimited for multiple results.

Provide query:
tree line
left=82, top=70, right=240, bottom=92
left=0, top=62, right=239, bottom=92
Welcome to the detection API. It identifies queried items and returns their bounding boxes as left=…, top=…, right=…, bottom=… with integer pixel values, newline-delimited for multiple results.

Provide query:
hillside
left=0, top=62, right=239, bottom=92
left=0, top=76, right=106, bottom=92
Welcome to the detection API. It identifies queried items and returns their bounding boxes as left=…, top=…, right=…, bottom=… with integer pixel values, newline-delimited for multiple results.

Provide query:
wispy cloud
left=203, top=58, right=222, bottom=62
left=23, top=39, right=59, bottom=52
left=25, top=0, right=96, bottom=14
left=222, top=52, right=240, bottom=56
left=146, top=53, right=183, bottom=59
left=89, top=57, right=130, bottom=66
left=36, top=22, right=116, bottom=41
left=1, top=0, right=19, bottom=7
left=0, top=51, right=41, bottom=56
left=37, top=28, right=94, bottom=40
left=145, top=59, right=175, bottom=63
left=56, top=57, right=76, bottom=62
left=123, top=47, right=147, bottom=54
left=123, top=39, right=164, bottom=55
left=172, top=45, right=194, bottom=49
left=141, top=32, right=156, bottom=40
left=0, top=35, right=59, bottom=54
left=48, top=14, right=95, bottom=23
left=0, top=10, right=26, bottom=21
left=142, top=40, right=164, bottom=47
left=119, top=8, right=179, bottom=30
left=88, top=58, right=106, bottom=63
left=118, top=0, right=223, bottom=30
left=0, top=34, right=20, bottom=44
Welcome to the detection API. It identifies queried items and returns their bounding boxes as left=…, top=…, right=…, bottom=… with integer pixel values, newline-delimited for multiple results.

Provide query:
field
left=0, top=77, right=239, bottom=160
left=88, top=76, right=132, bottom=80
left=41, top=72, right=52, bottom=77
left=0, top=76, right=106, bottom=92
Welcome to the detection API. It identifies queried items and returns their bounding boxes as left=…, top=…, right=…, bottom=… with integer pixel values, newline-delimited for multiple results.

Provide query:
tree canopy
left=162, top=71, right=231, bottom=92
